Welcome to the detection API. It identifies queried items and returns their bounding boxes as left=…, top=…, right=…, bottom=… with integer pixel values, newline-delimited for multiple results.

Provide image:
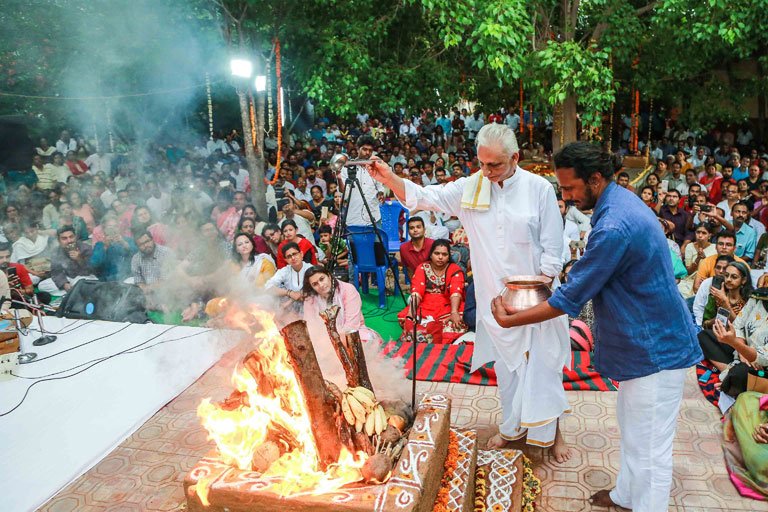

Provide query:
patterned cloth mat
left=381, top=341, right=617, bottom=391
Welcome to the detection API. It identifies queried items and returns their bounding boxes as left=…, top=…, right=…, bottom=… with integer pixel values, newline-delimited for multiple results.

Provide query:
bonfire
left=194, top=306, right=413, bottom=504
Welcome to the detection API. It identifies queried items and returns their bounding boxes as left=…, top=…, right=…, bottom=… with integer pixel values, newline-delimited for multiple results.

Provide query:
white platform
left=0, top=317, right=240, bottom=512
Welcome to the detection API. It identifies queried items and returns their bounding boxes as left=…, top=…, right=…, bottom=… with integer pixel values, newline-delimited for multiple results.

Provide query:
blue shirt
left=732, top=167, right=749, bottom=181
left=735, top=222, right=757, bottom=259
left=549, top=182, right=702, bottom=381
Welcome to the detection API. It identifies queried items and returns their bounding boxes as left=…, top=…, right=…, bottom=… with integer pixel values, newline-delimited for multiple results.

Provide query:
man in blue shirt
left=491, top=142, right=702, bottom=512
left=731, top=202, right=757, bottom=259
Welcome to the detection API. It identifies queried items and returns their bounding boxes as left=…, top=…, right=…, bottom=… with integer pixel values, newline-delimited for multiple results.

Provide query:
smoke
left=55, top=0, right=225, bottom=153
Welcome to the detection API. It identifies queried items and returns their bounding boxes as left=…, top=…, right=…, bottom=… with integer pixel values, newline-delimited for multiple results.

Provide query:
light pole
left=230, top=57, right=268, bottom=218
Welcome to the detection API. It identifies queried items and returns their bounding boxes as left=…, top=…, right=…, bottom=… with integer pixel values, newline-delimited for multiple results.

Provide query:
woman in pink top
left=302, top=266, right=405, bottom=392
left=67, top=190, right=95, bottom=233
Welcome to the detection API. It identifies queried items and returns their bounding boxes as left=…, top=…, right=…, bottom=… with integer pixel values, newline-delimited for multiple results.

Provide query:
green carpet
left=360, top=291, right=405, bottom=342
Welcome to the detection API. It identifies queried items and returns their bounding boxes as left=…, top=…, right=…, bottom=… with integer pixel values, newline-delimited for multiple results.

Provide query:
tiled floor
left=40, top=341, right=768, bottom=512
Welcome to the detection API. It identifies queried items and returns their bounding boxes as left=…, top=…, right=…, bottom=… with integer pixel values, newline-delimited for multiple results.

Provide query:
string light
left=266, top=57, right=274, bottom=135
left=205, top=72, right=214, bottom=140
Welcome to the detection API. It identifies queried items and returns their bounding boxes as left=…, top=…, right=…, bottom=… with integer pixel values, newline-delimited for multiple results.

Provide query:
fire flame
left=196, top=307, right=367, bottom=498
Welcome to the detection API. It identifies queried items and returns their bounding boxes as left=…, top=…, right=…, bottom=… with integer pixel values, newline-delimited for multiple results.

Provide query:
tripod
left=326, top=165, right=406, bottom=305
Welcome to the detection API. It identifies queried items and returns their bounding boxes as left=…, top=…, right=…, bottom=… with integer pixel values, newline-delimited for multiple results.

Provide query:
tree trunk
left=252, top=91, right=268, bottom=219
left=553, top=93, right=578, bottom=153
left=237, top=87, right=267, bottom=219
left=280, top=320, right=342, bottom=470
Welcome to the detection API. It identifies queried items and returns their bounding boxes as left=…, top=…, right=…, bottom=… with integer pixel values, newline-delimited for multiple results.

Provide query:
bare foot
left=486, top=433, right=514, bottom=449
left=589, top=490, right=630, bottom=510
left=549, top=424, right=573, bottom=464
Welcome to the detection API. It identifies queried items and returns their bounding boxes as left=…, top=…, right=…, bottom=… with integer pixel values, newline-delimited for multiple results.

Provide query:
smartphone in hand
left=715, top=307, right=731, bottom=328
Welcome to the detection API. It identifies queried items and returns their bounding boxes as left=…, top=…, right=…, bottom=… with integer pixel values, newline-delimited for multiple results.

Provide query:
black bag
left=56, top=280, right=149, bottom=323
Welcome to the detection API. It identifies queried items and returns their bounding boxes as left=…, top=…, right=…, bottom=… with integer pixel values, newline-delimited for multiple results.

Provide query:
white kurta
left=402, top=168, right=571, bottom=437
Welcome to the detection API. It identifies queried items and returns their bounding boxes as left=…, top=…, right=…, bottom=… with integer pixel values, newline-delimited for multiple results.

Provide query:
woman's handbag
left=720, top=361, right=768, bottom=396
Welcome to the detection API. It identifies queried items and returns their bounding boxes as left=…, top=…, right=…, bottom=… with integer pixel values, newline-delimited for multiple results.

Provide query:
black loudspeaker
left=56, top=280, right=149, bottom=323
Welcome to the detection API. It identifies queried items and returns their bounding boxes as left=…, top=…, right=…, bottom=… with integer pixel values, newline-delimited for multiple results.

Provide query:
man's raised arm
left=369, top=158, right=463, bottom=217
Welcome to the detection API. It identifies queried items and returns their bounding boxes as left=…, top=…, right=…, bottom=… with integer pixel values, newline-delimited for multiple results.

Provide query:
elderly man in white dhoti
left=369, top=123, right=572, bottom=461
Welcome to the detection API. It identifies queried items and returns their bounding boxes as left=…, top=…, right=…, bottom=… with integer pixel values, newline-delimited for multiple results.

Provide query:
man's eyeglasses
left=285, top=252, right=301, bottom=259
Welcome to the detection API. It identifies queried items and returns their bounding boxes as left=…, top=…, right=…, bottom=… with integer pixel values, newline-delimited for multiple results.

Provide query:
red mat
left=381, top=340, right=617, bottom=391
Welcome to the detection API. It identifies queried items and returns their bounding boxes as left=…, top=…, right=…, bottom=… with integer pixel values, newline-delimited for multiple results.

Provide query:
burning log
left=243, top=351, right=275, bottom=398
left=320, top=305, right=373, bottom=391
left=280, top=320, right=342, bottom=470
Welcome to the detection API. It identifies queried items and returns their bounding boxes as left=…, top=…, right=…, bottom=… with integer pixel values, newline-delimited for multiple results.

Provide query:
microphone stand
left=5, top=299, right=38, bottom=364
left=31, top=295, right=57, bottom=347
left=408, top=297, right=422, bottom=411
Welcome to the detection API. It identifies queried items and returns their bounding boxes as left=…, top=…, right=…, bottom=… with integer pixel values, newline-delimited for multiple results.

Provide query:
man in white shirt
left=84, top=150, right=112, bottom=175
left=146, top=180, right=172, bottom=221
left=688, top=147, right=707, bottom=169
left=206, top=133, right=229, bottom=155
left=399, top=120, right=417, bottom=138
left=339, top=135, right=382, bottom=226
left=55, top=130, right=77, bottom=155
left=390, top=147, right=408, bottom=167
left=466, top=113, right=485, bottom=142
left=225, top=161, right=249, bottom=192
left=368, top=123, right=571, bottom=462
left=505, top=112, right=521, bottom=132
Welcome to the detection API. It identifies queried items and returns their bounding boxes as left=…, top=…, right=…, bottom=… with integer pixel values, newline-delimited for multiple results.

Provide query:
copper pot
left=498, top=275, right=552, bottom=312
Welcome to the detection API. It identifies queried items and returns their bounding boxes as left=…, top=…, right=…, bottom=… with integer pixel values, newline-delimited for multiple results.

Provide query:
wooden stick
left=346, top=330, right=373, bottom=392
left=280, top=320, right=341, bottom=470
left=319, top=306, right=361, bottom=388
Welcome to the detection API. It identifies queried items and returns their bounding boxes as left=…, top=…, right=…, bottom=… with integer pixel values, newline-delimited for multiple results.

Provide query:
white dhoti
left=492, top=315, right=571, bottom=446
left=610, top=368, right=686, bottom=512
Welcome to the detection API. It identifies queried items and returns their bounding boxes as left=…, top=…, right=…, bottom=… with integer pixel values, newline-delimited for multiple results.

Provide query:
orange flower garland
left=432, top=430, right=460, bottom=512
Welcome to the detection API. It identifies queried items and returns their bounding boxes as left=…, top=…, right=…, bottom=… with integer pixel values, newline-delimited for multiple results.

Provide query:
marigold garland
left=432, top=430, right=460, bottom=512
left=521, top=455, right=541, bottom=512
left=473, top=466, right=488, bottom=512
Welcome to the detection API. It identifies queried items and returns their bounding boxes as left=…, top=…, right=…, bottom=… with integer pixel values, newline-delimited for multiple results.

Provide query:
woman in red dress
left=398, top=239, right=467, bottom=344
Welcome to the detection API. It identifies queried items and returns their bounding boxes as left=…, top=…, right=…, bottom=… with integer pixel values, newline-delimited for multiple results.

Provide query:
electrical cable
left=23, top=323, right=132, bottom=364
left=12, top=328, right=212, bottom=380
left=26, top=320, right=94, bottom=336
left=0, top=325, right=180, bottom=417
